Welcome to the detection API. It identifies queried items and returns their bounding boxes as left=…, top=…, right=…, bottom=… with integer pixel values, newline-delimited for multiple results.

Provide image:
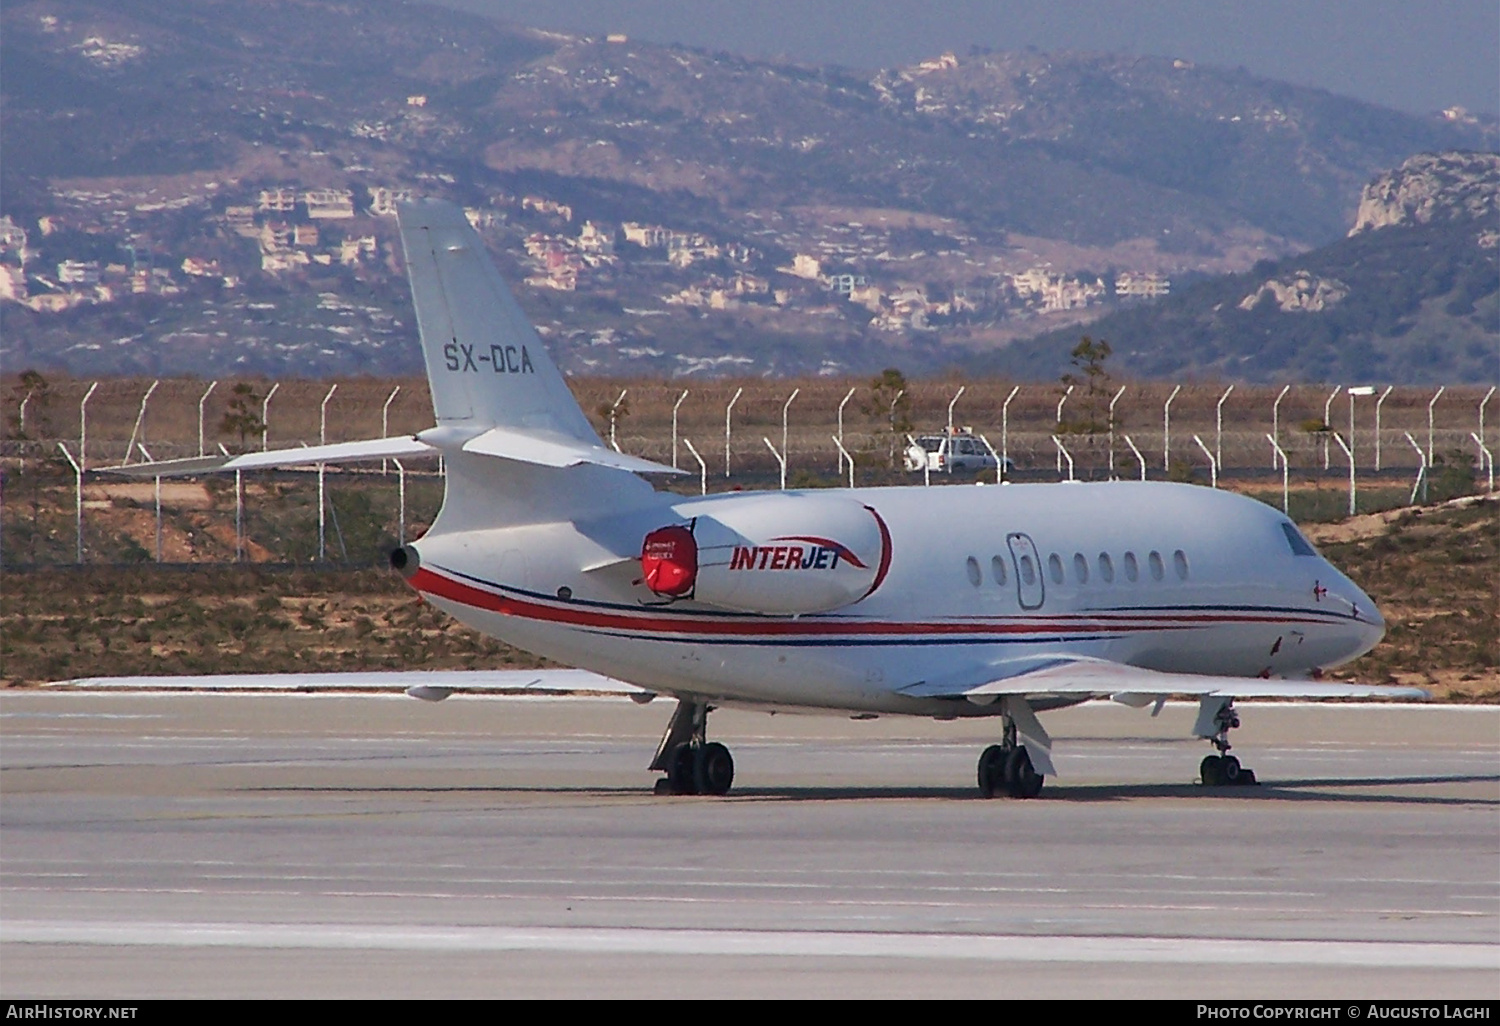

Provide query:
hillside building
left=303, top=190, right=355, bottom=219
left=257, top=188, right=298, bottom=213
left=1115, top=271, right=1171, bottom=299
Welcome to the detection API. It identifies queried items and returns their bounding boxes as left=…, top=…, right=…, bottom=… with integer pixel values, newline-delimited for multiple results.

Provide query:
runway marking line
left=4, top=921, right=1497, bottom=969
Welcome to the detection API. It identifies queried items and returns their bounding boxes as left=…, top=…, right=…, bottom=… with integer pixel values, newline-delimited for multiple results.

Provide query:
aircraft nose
left=1340, top=581, right=1386, bottom=652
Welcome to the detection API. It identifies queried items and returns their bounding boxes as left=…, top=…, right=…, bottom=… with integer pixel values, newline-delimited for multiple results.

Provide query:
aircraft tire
left=666, top=743, right=699, bottom=795
left=1220, top=755, right=1242, bottom=784
left=977, top=745, right=1007, bottom=798
left=694, top=742, right=735, bottom=796
left=1200, top=754, right=1225, bottom=786
left=1004, top=747, right=1043, bottom=799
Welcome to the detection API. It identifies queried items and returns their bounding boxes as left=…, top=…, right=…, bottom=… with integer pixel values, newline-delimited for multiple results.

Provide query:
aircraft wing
left=899, top=657, right=1430, bottom=702
left=100, top=437, right=437, bottom=478
left=48, top=669, right=656, bottom=703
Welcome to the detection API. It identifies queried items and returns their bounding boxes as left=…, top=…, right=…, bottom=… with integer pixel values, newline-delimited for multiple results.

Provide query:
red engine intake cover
left=641, top=524, right=698, bottom=597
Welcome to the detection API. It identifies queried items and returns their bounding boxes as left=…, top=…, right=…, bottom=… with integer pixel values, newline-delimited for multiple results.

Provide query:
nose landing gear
left=1196, top=697, right=1257, bottom=787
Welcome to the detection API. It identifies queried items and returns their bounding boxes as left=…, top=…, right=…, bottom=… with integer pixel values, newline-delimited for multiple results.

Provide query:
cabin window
left=1173, top=549, right=1189, bottom=580
left=1073, top=553, right=1089, bottom=584
left=1281, top=522, right=1318, bottom=557
left=966, top=556, right=982, bottom=587
left=1048, top=553, right=1065, bottom=585
left=1018, top=554, right=1036, bottom=586
left=1098, top=553, right=1114, bottom=583
left=1123, top=552, right=1139, bottom=582
left=1148, top=550, right=1165, bottom=581
left=991, top=555, right=1008, bottom=586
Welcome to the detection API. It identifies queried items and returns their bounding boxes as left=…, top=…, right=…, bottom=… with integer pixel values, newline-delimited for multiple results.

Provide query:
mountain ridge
left=1, top=0, right=1495, bottom=381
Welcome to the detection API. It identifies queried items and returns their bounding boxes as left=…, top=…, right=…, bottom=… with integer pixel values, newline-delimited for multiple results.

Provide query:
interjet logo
left=728, top=536, right=868, bottom=571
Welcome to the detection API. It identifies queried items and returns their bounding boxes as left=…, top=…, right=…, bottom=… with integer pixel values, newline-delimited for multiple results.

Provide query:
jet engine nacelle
left=640, top=493, right=891, bottom=615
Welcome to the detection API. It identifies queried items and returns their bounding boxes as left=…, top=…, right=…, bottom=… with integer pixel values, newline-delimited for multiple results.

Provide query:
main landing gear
left=651, top=698, right=735, bottom=796
left=977, top=715, right=1045, bottom=799
left=1196, top=697, right=1258, bottom=787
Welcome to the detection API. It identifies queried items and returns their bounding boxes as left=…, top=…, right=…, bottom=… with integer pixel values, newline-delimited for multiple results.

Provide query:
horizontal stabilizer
left=902, top=657, right=1430, bottom=701
left=461, top=425, right=686, bottom=475
left=101, top=437, right=436, bottom=478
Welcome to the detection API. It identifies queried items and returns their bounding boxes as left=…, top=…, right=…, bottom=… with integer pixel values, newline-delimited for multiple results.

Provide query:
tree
left=863, top=367, right=913, bottom=468
left=219, top=382, right=265, bottom=452
left=9, top=369, right=53, bottom=441
left=1058, top=336, right=1115, bottom=436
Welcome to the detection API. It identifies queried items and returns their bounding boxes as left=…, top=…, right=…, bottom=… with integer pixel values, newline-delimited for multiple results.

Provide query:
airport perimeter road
left=2, top=693, right=1496, bottom=999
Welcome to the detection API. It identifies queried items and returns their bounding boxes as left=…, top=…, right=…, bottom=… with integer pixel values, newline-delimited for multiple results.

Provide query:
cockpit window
left=1280, top=522, right=1318, bottom=558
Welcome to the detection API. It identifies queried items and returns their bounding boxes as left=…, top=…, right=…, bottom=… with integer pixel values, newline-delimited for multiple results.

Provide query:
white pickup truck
left=903, top=429, right=1014, bottom=475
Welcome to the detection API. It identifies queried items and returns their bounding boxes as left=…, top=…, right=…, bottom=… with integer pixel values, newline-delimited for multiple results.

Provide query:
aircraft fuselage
left=405, top=478, right=1384, bottom=716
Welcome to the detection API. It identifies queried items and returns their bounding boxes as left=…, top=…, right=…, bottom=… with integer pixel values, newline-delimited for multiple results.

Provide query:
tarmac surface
left=2, top=692, right=1496, bottom=999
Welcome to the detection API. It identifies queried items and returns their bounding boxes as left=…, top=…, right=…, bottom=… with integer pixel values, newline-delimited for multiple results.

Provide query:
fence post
left=1471, top=433, right=1494, bottom=493
left=57, top=443, right=83, bottom=563
left=947, top=385, right=966, bottom=434
left=1192, top=435, right=1217, bottom=489
left=235, top=468, right=244, bottom=562
left=608, top=388, right=627, bottom=453
left=672, top=389, right=689, bottom=470
left=1123, top=435, right=1146, bottom=482
left=1331, top=432, right=1355, bottom=516
left=1425, top=387, right=1445, bottom=499
left=1375, top=386, right=1393, bottom=471
left=79, top=382, right=99, bottom=472
left=1001, top=386, right=1019, bottom=477
left=888, top=388, right=905, bottom=469
left=382, top=385, right=401, bottom=475
left=261, top=382, right=279, bottom=451
left=320, top=383, right=338, bottom=445
left=683, top=438, right=707, bottom=496
left=1055, top=385, right=1072, bottom=472
left=1271, top=385, right=1290, bottom=468
left=763, top=437, right=787, bottom=490
left=1215, top=385, right=1234, bottom=472
left=1267, top=434, right=1289, bottom=514
left=724, top=387, right=743, bottom=478
left=1322, top=385, right=1340, bottom=470
left=393, top=458, right=406, bottom=546
left=1162, top=384, right=1181, bottom=471
left=197, top=380, right=218, bottom=456
left=1479, top=386, right=1495, bottom=449
left=1403, top=433, right=1426, bottom=506
left=832, top=435, right=855, bottom=489
left=781, top=388, right=799, bottom=483
left=1051, top=435, right=1074, bottom=482
left=123, top=380, right=159, bottom=466
left=1347, top=385, right=1374, bottom=476
left=836, top=387, right=856, bottom=475
left=1108, top=385, right=1126, bottom=479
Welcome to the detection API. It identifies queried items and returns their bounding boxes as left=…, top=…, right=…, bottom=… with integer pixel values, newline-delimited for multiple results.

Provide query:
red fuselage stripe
left=411, top=566, right=1326, bottom=639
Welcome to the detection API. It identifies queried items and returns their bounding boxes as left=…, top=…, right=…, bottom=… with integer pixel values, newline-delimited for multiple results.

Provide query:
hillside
left=1, top=0, right=1496, bottom=380
left=989, top=152, right=1500, bottom=383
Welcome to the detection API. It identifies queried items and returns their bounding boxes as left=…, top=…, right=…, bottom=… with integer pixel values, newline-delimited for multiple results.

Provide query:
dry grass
left=1, top=565, right=549, bottom=686
left=1310, top=497, right=1500, bottom=701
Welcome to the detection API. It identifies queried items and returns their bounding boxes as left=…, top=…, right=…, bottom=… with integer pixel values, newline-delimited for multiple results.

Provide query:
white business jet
left=107, top=199, right=1423, bottom=797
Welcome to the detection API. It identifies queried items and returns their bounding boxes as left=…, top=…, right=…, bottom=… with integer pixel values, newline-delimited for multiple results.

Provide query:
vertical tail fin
left=397, top=199, right=599, bottom=444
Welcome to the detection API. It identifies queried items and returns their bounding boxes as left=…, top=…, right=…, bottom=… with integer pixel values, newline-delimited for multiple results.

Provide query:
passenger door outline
left=1007, top=532, right=1045, bottom=610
